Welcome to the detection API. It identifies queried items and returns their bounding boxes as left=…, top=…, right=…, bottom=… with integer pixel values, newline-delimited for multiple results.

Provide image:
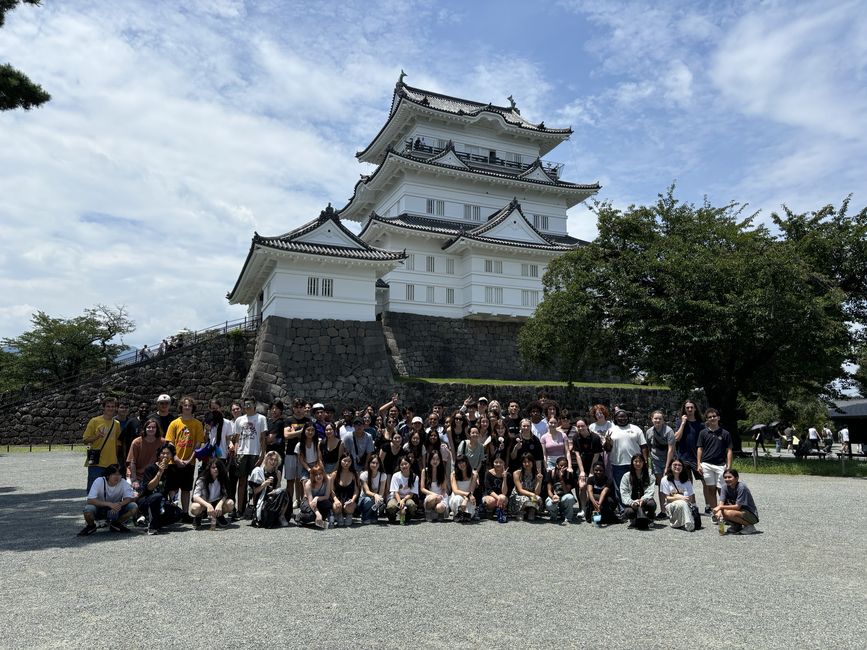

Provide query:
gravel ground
left=0, top=452, right=865, bottom=649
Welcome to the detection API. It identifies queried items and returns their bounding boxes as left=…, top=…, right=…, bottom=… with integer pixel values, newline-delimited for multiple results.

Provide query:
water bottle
left=718, top=515, right=725, bottom=535
left=399, top=509, right=406, bottom=525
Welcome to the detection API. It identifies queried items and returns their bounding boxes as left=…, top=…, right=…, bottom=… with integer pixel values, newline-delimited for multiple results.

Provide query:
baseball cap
left=352, top=417, right=364, bottom=425
left=156, top=394, right=171, bottom=403
left=411, top=416, right=424, bottom=424
left=477, top=396, right=489, bottom=403
left=312, top=403, right=325, bottom=411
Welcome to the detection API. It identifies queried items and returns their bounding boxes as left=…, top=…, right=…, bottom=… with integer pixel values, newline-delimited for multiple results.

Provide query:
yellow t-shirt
left=165, top=417, right=205, bottom=462
left=82, top=416, right=119, bottom=467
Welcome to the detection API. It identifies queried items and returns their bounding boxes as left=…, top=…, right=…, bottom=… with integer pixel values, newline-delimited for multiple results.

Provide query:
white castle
left=228, top=74, right=600, bottom=322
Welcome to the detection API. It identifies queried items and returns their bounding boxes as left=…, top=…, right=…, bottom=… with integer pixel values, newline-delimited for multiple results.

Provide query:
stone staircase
left=380, top=322, right=409, bottom=378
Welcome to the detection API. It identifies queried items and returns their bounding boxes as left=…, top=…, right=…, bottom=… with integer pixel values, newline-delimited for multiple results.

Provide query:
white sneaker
left=343, top=515, right=353, bottom=527
left=135, top=515, right=147, bottom=528
left=279, top=516, right=289, bottom=527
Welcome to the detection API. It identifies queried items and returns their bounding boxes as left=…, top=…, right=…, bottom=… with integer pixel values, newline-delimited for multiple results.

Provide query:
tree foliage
left=0, top=0, right=51, bottom=111
left=519, top=187, right=867, bottom=433
left=0, top=305, right=134, bottom=391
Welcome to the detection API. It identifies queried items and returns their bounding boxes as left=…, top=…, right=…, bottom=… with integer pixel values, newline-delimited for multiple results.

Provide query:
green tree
left=0, top=305, right=134, bottom=390
left=0, top=0, right=51, bottom=111
left=519, top=187, right=865, bottom=435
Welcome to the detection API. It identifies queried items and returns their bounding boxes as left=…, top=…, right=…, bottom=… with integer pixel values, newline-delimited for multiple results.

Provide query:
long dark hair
left=628, top=453, right=650, bottom=498
left=336, top=452, right=358, bottom=483
left=424, top=448, right=446, bottom=488
left=199, top=458, right=228, bottom=499
left=519, top=452, right=535, bottom=481
left=454, top=454, right=472, bottom=482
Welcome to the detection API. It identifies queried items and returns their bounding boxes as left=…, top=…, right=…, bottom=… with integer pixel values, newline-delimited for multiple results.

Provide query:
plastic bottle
left=718, top=515, right=725, bottom=535
left=399, top=509, right=406, bottom=525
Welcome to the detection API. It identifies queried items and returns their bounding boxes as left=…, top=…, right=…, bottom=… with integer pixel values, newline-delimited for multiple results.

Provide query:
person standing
left=82, top=397, right=121, bottom=493
left=165, top=396, right=205, bottom=521
left=840, top=426, right=850, bottom=456
left=126, top=416, right=164, bottom=491
left=116, top=400, right=139, bottom=469
left=232, top=396, right=267, bottom=518
left=266, top=399, right=286, bottom=461
left=674, top=400, right=705, bottom=487
left=696, top=407, right=733, bottom=522
left=342, top=417, right=375, bottom=474
left=150, top=394, right=174, bottom=437
left=646, top=410, right=675, bottom=517
left=605, top=409, right=648, bottom=502
left=282, top=397, right=310, bottom=514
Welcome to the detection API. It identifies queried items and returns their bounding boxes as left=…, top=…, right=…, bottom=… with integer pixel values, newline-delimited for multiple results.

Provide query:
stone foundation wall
left=382, top=311, right=617, bottom=382
left=0, top=332, right=256, bottom=445
left=242, top=316, right=395, bottom=407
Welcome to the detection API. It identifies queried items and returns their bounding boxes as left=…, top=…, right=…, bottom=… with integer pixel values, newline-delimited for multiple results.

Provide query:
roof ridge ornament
left=510, top=197, right=519, bottom=209
left=507, top=94, right=520, bottom=114
left=320, top=203, right=336, bottom=221
left=398, top=70, right=407, bottom=86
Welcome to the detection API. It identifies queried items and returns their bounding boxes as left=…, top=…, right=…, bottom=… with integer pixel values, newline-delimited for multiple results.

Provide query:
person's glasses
left=707, top=415, right=719, bottom=419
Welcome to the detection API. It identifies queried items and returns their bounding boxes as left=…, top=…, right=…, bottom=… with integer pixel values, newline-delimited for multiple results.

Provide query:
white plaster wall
left=262, top=262, right=379, bottom=321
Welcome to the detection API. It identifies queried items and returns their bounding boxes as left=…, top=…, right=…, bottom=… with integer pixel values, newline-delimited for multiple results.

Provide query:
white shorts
left=700, top=462, right=725, bottom=488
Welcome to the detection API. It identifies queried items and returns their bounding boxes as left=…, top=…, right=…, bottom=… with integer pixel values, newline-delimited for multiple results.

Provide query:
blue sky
left=1, top=0, right=865, bottom=346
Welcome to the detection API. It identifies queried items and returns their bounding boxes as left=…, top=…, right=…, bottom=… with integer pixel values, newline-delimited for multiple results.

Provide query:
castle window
left=484, top=286, right=503, bottom=305
left=322, top=278, right=333, bottom=297
left=426, top=286, right=435, bottom=303
left=464, top=204, right=481, bottom=221
left=521, top=263, right=539, bottom=278
left=521, top=289, right=539, bottom=307
left=484, top=259, right=503, bottom=274
left=446, top=258, right=455, bottom=275
left=426, top=255, right=435, bottom=272
left=446, top=288, right=455, bottom=304
left=307, top=277, right=319, bottom=296
left=533, top=214, right=549, bottom=230
left=406, top=284, right=415, bottom=301
left=426, top=199, right=445, bottom=216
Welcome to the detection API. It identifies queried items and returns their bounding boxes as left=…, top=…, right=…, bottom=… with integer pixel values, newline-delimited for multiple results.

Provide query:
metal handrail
left=0, top=314, right=262, bottom=409
left=404, top=139, right=564, bottom=179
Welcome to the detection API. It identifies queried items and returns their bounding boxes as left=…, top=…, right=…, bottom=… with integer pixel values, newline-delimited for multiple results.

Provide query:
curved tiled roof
left=252, top=235, right=406, bottom=261
left=397, top=83, right=571, bottom=134
left=341, top=149, right=600, bottom=220
left=360, top=202, right=584, bottom=252
left=227, top=204, right=406, bottom=302
left=357, top=80, right=572, bottom=161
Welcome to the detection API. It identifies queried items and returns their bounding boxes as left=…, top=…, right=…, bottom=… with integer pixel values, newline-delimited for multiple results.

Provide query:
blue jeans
left=545, top=493, right=576, bottom=521
left=83, top=502, right=137, bottom=522
left=611, top=464, right=630, bottom=502
left=357, top=494, right=384, bottom=521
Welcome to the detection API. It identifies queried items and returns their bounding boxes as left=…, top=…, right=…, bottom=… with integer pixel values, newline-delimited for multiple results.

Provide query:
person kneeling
left=190, top=459, right=235, bottom=531
left=619, top=454, right=656, bottom=529
left=546, top=457, right=577, bottom=524
left=138, top=442, right=183, bottom=535
left=78, top=464, right=138, bottom=536
left=249, top=451, right=289, bottom=528
left=386, top=457, right=419, bottom=524
left=659, top=458, right=699, bottom=532
left=714, top=468, right=760, bottom=535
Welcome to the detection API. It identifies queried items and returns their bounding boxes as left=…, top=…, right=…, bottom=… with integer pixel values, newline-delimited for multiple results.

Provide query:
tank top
left=334, top=475, right=355, bottom=501
left=320, top=438, right=341, bottom=465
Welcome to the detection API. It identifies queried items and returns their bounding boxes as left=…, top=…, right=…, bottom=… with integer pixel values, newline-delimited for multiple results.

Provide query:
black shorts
left=682, top=461, right=702, bottom=481
left=176, top=463, right=196, bottom=491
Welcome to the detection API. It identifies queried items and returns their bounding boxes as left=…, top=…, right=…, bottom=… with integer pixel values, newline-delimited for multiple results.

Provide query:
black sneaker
left=704, top=505, right=712, bottom=514
left=228, top=511, right=240, bottom=522
left=77, top=524, right=97, bottom=537
left=146, top=527, right=161, bottom=536
left=217, top=515, right=229, bottom=527
left=193, top=515, right=203, bottom=528
left=181, top=513, right=195, bottom=524
left=109, top=521, right=130, bottom=533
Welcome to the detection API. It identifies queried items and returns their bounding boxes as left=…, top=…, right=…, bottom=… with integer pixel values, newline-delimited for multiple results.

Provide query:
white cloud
left=711, top=2, right=867, bottom=141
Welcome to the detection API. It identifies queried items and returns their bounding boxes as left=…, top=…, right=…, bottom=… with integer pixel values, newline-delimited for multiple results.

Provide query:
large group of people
left=78, top=393, right=761, bottom=536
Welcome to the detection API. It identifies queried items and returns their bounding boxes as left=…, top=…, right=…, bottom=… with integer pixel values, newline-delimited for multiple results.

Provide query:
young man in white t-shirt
left=232, top=397, right=267, bottom=518
left=78, top=464, right=138, bottom=536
